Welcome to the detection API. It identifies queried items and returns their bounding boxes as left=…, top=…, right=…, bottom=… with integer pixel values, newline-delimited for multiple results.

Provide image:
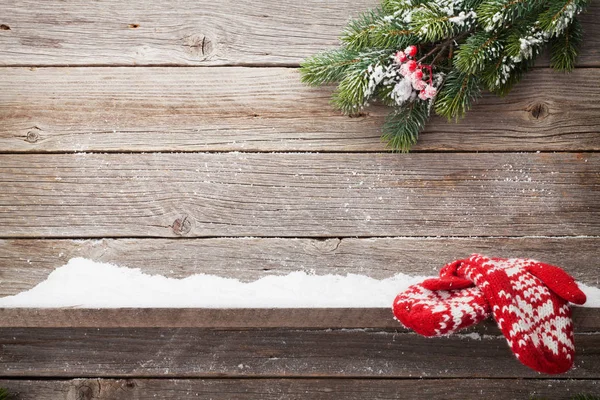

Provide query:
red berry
left=406, top=60, right=417, bottom=71
left=405, top=45, right=417, bottom=57
left=424, top=85, right=437, bottom=98
left=395, top=51, right=407, bottom=63
left=413, top=69, right=423, bottom=80
left=412, top=79, right=426, bottom=91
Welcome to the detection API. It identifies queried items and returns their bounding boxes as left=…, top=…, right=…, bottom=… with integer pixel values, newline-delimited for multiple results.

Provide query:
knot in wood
left=26, top=129, right=40, bottom=143
left=172, top=214, right=192, bottom=236
left=76, top=385, right=94, bottom=400
left=181, top=34, right=213, bottom=58
left=123, top=379, right=137, bottom=389
left=0, top=24, right=10, bottom=30
left=527, top=102, right=549, bottom=120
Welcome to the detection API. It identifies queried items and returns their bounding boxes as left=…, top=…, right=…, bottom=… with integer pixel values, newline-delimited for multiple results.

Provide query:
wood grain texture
left=0, top=378, right=598, bottom=400
left=1, top=237, right=599, bottom=296
left=0, top=308, right=597, bottom=331
left=0, top=327, right=599, bottom=378
left=0, top=153, right=597, bottom=238
left=0, top=67, right=599, bottom=153
left=0, top=0, right=598, bottom=66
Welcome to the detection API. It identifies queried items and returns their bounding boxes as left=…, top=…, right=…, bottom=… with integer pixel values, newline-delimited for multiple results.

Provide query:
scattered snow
left=1, top=258, right=598, bottom=309
left=457, top=332, right=482, bottom=340
left=449, top=11, right=476, bottom=26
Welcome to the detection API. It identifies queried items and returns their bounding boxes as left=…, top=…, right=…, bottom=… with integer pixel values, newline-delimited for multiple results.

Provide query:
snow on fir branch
left=300, top=0, right=590, bottom=152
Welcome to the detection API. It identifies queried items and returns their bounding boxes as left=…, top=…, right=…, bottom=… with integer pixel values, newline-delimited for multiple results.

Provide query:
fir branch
left=485, top=57, right=533, bottom=96
left=419, top=31, right=471, bottom=64
left=341, top=8, right=386, bottom=51
left=410, top=6, right=456, bottom=42
left=477, top=0, right=544, bottom=32
left=454, top=31, right=503, bottom=74
left=538, top=0, right=588, bottom=37
left=300, top=0, right=589, bottom=151
left=382, top=100, right=431, bottom=152
left=434, top=70, right=481, bottom=120
left=332, top=67, right=370, bottom=114
left=382, top=0, right=428, bottom=14
left=550, top=17, right=582, bottom=71
left=371, top=22, right=417, bottom=50
left=300, top=48, right=361, bottom=86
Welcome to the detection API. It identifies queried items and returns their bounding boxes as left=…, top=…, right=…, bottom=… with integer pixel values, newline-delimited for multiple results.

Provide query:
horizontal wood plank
left=0, top=67, right=599, bottom=152
left=0, top=153, right=597, bottom=238
left=0, top=378, right=598, bottom=399
left=0, top=0, right=598, bottom=66
left=0, top=308, right=597, bottom=331
left=0, top=327, right=598, bottom=378
left=1, top=237, right=598, bottom=296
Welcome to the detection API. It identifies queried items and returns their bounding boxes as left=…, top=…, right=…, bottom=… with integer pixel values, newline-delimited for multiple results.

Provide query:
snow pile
left=0, top=258, right=597, bottom=308
left=0, top=258, right=427, bottom=308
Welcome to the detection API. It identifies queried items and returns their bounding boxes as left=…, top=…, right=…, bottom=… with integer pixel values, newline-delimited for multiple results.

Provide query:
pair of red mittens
left=393, top=254, right=586, bottom=374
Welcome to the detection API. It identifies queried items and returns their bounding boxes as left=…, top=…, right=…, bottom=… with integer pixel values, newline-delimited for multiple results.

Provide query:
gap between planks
left=0, top=377, right=598, bottom=400
left=0, top=307, right=597, bottom=330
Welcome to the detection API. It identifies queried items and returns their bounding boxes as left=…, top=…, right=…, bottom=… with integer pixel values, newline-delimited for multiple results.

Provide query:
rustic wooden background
left=0, top=0, right=599, bottom=399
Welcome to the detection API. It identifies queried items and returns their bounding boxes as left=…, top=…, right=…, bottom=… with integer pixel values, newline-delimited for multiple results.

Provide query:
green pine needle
left=300, top=48, right=362, bottom=86
left=341, top=8, right=386, bottom=51
left=477, top=0, right=544, bottom=31
left=382, top=0, right=428, bottom=14
left=382, top=100, right=431, bottom=152
left=434, top=71, right=481, bottom=121
left=371, top=21, right=417, bottom=50
left=0, top=388, right=10, bottom=400
left=538, top=0, right=589, bottom=37
left=454, top=30, right=503, bottom=74
left=411, top=6, right=456, bottom=42
left=331, top=69, right=370, bottom=114
left=550, top=17, right=583, bottom=71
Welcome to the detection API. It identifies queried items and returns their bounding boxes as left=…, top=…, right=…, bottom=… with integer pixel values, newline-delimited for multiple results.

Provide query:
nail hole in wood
left=128, top=23, right=140, bottom=29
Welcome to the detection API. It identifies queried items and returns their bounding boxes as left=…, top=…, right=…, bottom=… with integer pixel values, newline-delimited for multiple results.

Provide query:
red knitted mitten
left=441, top=254, right=587, bottom=374
left=393, top=260, right=491, bottom=336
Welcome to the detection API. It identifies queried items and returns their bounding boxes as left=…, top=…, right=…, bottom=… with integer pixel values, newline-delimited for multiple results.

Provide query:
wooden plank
left=0, top=327, right=598, bottom=378
left=0, top=67, right=599, bottom=152
left=0, top=0, right=598, bottom=66
left=0, top=378, right=598, bottom=400
left=1, top=237, right=599, bottom=296
left=0, top=308, right=596, bottom=331
left=0, top=153, right=597, bottom=238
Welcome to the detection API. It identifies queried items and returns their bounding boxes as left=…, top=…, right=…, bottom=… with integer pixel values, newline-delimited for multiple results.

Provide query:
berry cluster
left=394, top=45, right=437, bottom=100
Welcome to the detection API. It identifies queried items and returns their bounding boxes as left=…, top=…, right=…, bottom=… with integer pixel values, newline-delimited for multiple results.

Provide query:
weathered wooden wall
left=0, top=0, right=599, bottom=398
